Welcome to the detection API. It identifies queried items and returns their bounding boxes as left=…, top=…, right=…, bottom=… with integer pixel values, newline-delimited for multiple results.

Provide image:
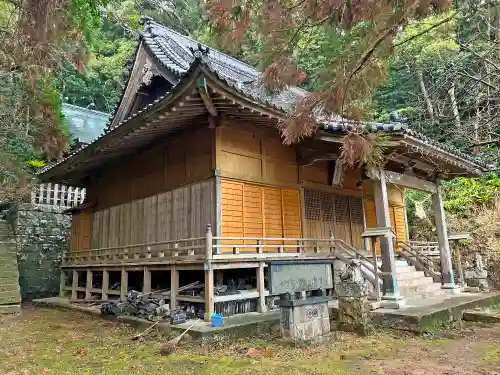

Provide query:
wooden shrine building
left=39, top=18, right=491, bottom=319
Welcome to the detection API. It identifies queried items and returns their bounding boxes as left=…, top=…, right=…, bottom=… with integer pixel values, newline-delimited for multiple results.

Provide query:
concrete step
left=400, top=282, right=441, bottom=296
left=396, top=270, right=426, bottom=280
left=398, top=276, right=434, bottom=288
left=404, top=288, right=448, bottom=302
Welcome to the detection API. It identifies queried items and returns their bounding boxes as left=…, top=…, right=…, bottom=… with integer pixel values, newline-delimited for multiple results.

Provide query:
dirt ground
left=1, top=306, right=499, bottom=375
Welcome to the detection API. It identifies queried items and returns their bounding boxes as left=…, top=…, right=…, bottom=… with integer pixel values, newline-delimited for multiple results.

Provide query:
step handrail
left=397, top=242, right=441, bottom=282
left=332, top=238, right=383, bottom=301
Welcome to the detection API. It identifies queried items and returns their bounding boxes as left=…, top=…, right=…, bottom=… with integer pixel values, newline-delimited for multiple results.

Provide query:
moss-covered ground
left=1, top=306, right=500, bottom=375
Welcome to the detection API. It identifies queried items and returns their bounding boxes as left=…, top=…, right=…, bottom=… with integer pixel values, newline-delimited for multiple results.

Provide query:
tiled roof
left=62, top=103, right=110, bottom=143
left=140, top=20, right=488, bottom=166
left=141, top=19, right=306, bottom=112
left=38, top=19, right=491, bottom=177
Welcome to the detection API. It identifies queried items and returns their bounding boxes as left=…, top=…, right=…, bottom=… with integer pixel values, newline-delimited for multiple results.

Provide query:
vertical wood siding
left=221, top=179, right=302, bottom=251
left=303, top=189, right=365, bottom=249
left=70, top=211, right=92, bottom=253
left=87, top=179, right=215, bottom=250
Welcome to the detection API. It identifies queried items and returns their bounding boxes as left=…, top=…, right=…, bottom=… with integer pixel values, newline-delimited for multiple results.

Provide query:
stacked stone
left=15, top=204, right=70, bottom=300
left=335, top=260, right=372, bottom=335
left=0, top=220, right=21, bottom=313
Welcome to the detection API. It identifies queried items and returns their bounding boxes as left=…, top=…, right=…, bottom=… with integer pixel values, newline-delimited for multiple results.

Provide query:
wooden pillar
left=204, top=224, right=214, bottom=321
left=373, top=170, right=401, bottom=300
left=432, top=185, right=456, bottom=288
left=71, top=269, right=78, bottom=300
left=143, top=266, right=151, bottom=294
left=85, top=269, right=93, bottom=300
left=120, top=268, right=128, bottom=301
left=257, top=262, right=266, bottom=313
left=170, top=265, right=178, bottom=310
left=102, top=269, right=109, bottom=300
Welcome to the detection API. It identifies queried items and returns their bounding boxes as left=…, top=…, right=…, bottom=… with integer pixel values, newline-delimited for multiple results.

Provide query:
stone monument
left=269, top=261, right=333, bottom=343
left=464, top=253, right=489, bottom=292
left=335, top=259, right=371, bottom=335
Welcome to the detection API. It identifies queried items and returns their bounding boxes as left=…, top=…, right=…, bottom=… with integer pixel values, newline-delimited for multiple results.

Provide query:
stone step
left=400, top=282, right=441, bottom=296
left=396, top=270, right=426, bottom=280
left=398, top=276, right=434, bottom=288
left=395, top=265, right=417, bottom=273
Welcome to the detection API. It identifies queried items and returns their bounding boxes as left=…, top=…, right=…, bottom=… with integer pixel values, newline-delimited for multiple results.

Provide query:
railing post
left=297, top=239, right=304, bottom=253
left=205, top=224, right=213, bottom=260
left=329, top=231, right=336, bottom=254
left=256, top=239, right=263, bottom=254
left=173, top=243, right=179, bottom=257
left=371, top=237, right=381, bottom=303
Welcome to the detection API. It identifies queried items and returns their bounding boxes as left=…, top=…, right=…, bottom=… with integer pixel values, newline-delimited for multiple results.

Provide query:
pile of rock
left=101, top=290, right=204, bottom=324
left=101, top=290, right=170, bottom=321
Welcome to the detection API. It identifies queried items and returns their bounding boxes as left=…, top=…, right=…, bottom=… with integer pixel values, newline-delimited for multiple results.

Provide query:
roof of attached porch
left=38, top=19, right=491, bottom=185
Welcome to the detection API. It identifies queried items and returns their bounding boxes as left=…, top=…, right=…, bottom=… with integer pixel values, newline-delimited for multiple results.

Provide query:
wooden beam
left=197, top=77, right=218, bottom=117
left=380, top=170, right=436, bottom=193
left=120, top=268, right=128, bottom=301
left=143, top=266, right=151, bottom=294
left=432, top=185, right=455, bottom=288
left=102, top=269, right=109, bottom=300
left=170, top=265, right=178, bottom=310
left=388, top=152, right=438, bottom=175
left=71, top=270, right=78, bottom=300
left=85, top=269, right=93, bottom=300
left=373, top=170, right=401, bottom=300
left=298, top=151, right=339, bottom=167
left=204, top=267, right=214, bottom=321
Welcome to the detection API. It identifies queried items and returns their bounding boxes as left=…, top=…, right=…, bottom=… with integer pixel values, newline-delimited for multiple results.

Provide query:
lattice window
left=349, top=196, right=364, bottom=224
left=304, top=189, right=321, bottom=220
left=320, top=193, right=335, bottom=222
left=334, top=195, right=350, bottom=223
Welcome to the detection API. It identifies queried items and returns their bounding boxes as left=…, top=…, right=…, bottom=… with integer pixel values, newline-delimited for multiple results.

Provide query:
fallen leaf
left=245, top=348, right=276, bottom=358
left=74, top=347, right=89, bottom=356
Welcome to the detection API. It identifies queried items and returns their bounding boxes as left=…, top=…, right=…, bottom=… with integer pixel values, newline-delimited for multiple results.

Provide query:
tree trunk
left=417, top=69, right=434, bottom=122
left=448, top=82, right=460, bottom=129
left=473, top=95, right=481, bottom=155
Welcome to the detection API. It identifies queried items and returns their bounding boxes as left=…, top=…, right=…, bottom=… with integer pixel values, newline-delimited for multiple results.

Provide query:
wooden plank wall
left=216, top=121, right=298, bottom=185
left=91, top=179, right=215, bottom=250
left=89, top=127, right=213, bottom=210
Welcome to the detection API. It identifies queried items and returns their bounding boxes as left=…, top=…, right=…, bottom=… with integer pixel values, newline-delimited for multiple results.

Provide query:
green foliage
left=443, top=174, right=500, bottom=213
left=28, top=160, right=46, bottom=168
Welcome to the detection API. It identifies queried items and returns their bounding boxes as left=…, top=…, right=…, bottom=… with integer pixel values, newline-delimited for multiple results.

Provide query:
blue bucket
left=211, top=313, right=224, bottom=327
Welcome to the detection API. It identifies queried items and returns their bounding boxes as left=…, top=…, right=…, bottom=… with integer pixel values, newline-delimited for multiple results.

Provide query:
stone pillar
left=373, top=171, right=401, bottom=301
left=278, top=297, right=331, bottom=343
left=335, top=260, right=371, bottom=335
left=432, top=185, right=457, bottom=290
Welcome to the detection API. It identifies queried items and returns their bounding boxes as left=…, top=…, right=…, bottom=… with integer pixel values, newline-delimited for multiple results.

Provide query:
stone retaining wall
left=0, top=219, right=21, bottom=312
left=13, top=204, right=71, bottom=300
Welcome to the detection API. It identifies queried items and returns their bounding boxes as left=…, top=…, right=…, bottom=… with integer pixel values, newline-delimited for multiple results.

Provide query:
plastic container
left=211, top=313, right=224, bottom=327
